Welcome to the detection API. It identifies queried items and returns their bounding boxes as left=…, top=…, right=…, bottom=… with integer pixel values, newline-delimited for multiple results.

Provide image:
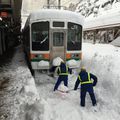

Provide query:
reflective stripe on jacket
left=58, top=66, right=68, bottom=76
left=78, top=73, right=93, bottom=85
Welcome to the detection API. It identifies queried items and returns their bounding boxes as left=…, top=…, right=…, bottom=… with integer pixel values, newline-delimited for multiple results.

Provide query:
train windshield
left=67, top=22, right=82, bottom=51
left=31, top=21, right=49, bottom=51
left=53, top=32, right=64, bottom=46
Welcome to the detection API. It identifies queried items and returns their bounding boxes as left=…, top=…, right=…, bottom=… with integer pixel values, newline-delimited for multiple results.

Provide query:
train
left=22, top=9, right=84, bottom=74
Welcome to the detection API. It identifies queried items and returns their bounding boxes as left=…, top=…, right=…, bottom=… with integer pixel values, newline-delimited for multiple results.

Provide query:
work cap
left=81, top=66, right=86, bottom=71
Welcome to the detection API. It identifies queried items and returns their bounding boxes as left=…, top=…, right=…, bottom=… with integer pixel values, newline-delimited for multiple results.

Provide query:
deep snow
left=33, top=43, right=120, bottom=120
left=1, top=43, right=120, bottom=120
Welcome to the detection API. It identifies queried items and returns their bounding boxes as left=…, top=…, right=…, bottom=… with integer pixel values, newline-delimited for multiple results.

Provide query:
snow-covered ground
left=34, top=43, right=120, bottom=120
left=1, top=43, right=120, bottom=120
left=0, top=46, right=39, bottom=120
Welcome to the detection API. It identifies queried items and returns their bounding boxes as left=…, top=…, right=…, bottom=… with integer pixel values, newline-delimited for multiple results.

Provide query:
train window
left=31, top=22, right=49, bottom=51
left=67, top=22, right=82, bottom=51
left=53, top=32, right=64, bottom=46
left=53, top=22, right=64, bottom=27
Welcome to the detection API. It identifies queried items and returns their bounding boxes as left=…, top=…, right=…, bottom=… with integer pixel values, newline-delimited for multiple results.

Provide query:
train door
left=50, top=30, right=66, bottom=63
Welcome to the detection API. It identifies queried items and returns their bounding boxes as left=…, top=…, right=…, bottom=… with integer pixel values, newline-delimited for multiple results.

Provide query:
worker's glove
left=92, top=83, right=96, bottom=87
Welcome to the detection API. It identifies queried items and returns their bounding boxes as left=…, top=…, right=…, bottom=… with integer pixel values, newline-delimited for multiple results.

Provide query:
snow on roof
left=110, top=36, right=120, bottom=47
left=84, top=9, right=120, bottom=31
left=26, top=9, right=84, bottom=26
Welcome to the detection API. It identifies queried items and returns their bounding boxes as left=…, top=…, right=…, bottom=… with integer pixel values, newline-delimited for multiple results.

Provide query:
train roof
left=25, top=9, right=84, bottom=27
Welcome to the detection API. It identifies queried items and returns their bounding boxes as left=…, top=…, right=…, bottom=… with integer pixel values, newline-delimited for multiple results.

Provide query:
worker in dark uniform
left=74, top=67, right=97, bottom=107
left=53, top=62, right=71, bottom=91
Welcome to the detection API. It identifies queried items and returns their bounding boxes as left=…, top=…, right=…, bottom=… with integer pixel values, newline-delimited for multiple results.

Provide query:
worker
left=74, top=67, right=97, bottom=107
left=53, top=61, right=71, bottom=91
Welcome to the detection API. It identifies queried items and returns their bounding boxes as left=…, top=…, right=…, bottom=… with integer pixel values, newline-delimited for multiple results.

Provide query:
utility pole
left=58, top=0, right=61, bottom=9
left=47, top=0, right=50, bottom=8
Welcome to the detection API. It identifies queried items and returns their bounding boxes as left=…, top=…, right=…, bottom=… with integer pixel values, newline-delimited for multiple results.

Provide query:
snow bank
left=9, top=43, right=120, bottom=120
left=4, top=45, right=41, bottom=120
left=82, top=43, right=120, bottom=107
left=67, top=59, right=81, bottom=68
left=23, top=43, right=120, bottom=120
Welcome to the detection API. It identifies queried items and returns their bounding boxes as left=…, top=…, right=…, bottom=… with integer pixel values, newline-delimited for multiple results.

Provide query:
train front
left=29, top=9, right=84, bottom=72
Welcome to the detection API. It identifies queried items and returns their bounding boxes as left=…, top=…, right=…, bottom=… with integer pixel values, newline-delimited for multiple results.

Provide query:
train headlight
left=66, top=53, right=81, bottom=60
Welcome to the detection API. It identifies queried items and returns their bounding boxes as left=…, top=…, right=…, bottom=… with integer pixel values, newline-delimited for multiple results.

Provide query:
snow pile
left=52, top=57, right=64, bottom=66
left=52, top=57, right=81, bottom=68
left=34, top=43, right=120, bottom=120
left=38, top=60, right=49, bottom=67
left=67, top=59, right=81, bottom=68
left=20, top=78, right=39, bottom=99
left=57, top=84, right=69, bottom=92
left=3, top=43, right=120, bottom=120
left=2, top=45, right=41, bottom=120
left=82, top=43, right=120, bottom=109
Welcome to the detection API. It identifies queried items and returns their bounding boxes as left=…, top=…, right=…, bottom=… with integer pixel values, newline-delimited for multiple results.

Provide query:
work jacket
left=57, top=62, right=71, bottom=76
left=74, top=71, right=97, bottom=90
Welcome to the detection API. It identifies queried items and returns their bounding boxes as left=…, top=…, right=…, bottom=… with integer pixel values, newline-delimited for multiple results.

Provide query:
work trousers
left=54, top=75, right=68, bottom=91
left=80, top=84, right=96, bottom=106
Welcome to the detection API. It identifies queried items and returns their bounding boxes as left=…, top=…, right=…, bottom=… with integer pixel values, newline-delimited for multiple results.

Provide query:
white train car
left=23, top=9, right=84, bottom=73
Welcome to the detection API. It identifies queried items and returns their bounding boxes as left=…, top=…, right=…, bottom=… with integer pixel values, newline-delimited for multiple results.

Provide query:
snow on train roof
left=84, top=9, right=120, bottom=31
left=26, top=9, right=84, bottom=25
